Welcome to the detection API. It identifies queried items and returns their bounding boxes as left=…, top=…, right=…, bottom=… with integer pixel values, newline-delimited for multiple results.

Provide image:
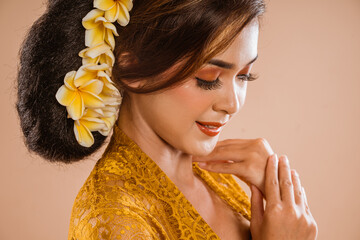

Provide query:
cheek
left=167, top=81, right=210, bottom=117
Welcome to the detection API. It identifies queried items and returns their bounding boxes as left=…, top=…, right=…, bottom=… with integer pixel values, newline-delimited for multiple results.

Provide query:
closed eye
left=237, top=73, right=258, bottom=81
left=196, top=73, right=257, bottom=83
left=195, top=73, right=258, bottom=90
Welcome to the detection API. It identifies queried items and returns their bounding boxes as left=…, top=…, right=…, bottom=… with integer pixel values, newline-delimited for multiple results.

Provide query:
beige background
left=1, top=0, right=359, bottom=239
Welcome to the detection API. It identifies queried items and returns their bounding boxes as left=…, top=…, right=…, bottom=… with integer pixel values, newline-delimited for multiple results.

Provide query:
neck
left=117, top=96, right=198, bottom=188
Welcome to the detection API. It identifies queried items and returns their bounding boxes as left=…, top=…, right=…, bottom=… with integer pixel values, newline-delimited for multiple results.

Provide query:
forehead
left=210, top=21, right=259, bottom=69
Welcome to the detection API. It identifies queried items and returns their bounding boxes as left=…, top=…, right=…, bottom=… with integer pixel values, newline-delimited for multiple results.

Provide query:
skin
left=117, top=19, right=318, bottom=239
left=118, top=20, right=258, bottom=186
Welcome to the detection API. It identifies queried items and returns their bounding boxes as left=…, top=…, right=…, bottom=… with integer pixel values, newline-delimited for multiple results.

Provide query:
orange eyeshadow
left=196, top=67, right=220, bottom=80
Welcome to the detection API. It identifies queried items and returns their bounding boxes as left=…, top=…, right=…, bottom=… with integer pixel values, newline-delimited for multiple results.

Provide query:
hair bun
left=16, top=0, right=108, bottom=163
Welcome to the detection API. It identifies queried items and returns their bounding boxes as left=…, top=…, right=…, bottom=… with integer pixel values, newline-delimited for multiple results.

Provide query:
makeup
left=195, top=121, right=225, bottom=136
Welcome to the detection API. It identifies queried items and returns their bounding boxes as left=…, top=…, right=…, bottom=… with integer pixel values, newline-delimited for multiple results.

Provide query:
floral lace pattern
left=68, top=123, right=251, bottom=239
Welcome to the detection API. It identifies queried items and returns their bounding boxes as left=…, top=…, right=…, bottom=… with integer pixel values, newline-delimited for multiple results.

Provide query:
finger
left=192, top=144, right=248, bottom=163
left=278, top=155, right=295, bottom=204
left=214, top=138, right=253, bottom=146
left=197, top=160, right=233, bottom=165
left=198, top=161, right=258, bottom=191
left=291, top=169, right=305, bottom=207
left=250, top=184, right=264, bottom=227
left=302, top=187, right=313, bottom=216
left=265, top=154, right=281, bottom=203
left=302, top=187, right=308, bottom=206
left=197, top=161, right=243, bottom=175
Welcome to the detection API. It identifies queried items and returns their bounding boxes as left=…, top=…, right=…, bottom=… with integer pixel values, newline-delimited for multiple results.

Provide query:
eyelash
left=195, top=73, right=258, bottom=90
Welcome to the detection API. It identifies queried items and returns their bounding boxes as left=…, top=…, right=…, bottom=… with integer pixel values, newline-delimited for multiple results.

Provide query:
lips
left=195, top=121, right=227, bottom=137
left=196, top=121, right=226, bottom=127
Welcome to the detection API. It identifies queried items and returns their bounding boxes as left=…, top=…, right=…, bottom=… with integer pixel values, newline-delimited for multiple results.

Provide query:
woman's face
left=127, top=21, right=259, bottom=156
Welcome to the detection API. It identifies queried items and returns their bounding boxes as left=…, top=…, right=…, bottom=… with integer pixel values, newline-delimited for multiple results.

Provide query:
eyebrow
left=207, top=54, right=258, bottom=70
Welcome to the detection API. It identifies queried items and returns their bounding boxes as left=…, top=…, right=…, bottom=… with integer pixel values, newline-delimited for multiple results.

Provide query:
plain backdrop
left=1, top=0, right=359, bottom=239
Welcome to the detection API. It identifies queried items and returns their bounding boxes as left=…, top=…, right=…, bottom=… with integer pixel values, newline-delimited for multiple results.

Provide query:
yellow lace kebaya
left=55, top=0, right=133, bottom=147
left=68, top=123, right=252, bottom=240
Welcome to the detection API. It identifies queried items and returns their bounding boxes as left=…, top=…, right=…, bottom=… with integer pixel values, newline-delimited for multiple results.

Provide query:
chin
left=187, top=138, right=218, bottom=157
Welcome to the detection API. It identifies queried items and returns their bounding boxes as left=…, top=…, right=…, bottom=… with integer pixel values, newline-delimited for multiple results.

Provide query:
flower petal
left=104, top=4, right=119, bottom=22
left=80, top=117, right=106, bottom=131
left=105, top=50, right=115, bottom=66
left=79, top=48, right=100, bottom=65
left=116, top=2, right=130, bottom=26
left=79, top=79, right=104, bottom=95
left=81, top=91, right=105, bottom=108
left=99, top=114, right=117, bottom=136
left=55, top=85, right=77, bottom=106
left=85, top=43, right=111, bottom=59
left=94, top=0, right=116, bottom=11
left=98, top=128, right=110, bottom=136
left=82, top=56, right=99, bottom=65
left=78, top=48, right=87, bottom=58
left=74, top=120, right=94, bottom=147
left=99, top=50, right=115, bottom=67
left=121, top=0, right=133, bottom=11
left=67, top=92, right=84, bottom=120
left=74, top=67, right=97, bottom=88
left=98, top=93, right=121, bottom=105
left=94, top=16, right=109, bottom=23
left=104, top=22, right=119, bottom=37
left=85, top=108, right=105, bottom=117
left=104, top=29, right=115, bottom=50
left=82, top=9, right=104, bottom=29
left=84, top=63, right=110, bottom=71
left=98, top=71, right=113, bottom=84
left=85, top=27, right=105, bottom=47
left=64, top=71, right=77, bottom=90
left=102, top=106, right=118, bottom=117
left=98, top=70, right=113, bottom=83
left=105, top=99, right=122, bottom=106
left=105, top=68, right=112, bottom=77
left=102, top=83, right=120, bottom=96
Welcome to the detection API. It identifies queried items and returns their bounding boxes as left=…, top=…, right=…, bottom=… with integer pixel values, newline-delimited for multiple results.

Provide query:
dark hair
left=16, top=0, right=265, bottom=164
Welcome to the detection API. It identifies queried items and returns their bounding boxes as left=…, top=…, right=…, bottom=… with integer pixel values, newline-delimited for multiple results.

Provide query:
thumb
left=250, top=184, right=264, bottom=228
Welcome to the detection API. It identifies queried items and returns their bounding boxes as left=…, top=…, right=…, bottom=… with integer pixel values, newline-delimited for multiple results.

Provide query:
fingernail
left=280, top=155, right=288, bottom=164
left=272, top=154, right=278, bottom=161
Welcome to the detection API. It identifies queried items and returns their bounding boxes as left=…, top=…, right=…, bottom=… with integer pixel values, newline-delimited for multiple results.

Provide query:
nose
left=213, top=81, right=243, bottom=116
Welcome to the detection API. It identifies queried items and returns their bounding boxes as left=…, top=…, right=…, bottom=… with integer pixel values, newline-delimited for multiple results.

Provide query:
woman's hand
left=250, top=154, right=318, bottom=240
left=192, top=138, right=274, bottom=197
left=192, top=138, right=318, bottom=239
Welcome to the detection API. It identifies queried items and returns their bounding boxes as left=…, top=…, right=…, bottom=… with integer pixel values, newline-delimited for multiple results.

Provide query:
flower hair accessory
left=55, top=0, right=133, bottom=147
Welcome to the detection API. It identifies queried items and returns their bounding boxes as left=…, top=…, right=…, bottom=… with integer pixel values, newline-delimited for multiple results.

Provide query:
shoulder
left=68, top=207, right=161, bottom=240
left=69, top=153, right=151, bottom=214
left=68, top=157, right=162, bottom=239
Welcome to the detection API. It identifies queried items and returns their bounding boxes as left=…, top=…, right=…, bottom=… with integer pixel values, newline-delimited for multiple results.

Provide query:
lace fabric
left=68, top=123, right=251, bottom=239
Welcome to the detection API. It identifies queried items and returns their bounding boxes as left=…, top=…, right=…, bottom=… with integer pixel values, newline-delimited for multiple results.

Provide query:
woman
left=16, top=0, right=318, bottom=239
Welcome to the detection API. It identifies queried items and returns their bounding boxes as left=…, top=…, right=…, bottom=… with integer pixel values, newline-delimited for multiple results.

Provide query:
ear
left=117, top=51, right=145, bottom=89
